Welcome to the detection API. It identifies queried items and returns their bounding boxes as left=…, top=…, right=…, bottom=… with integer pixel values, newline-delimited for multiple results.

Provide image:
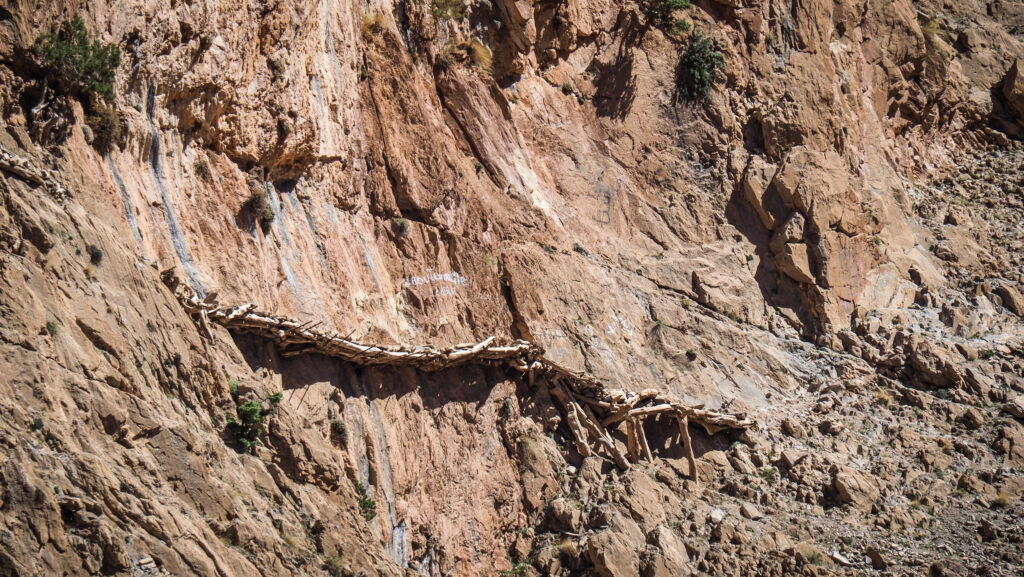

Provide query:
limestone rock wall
left=1, top=0, right=1024, bottom=574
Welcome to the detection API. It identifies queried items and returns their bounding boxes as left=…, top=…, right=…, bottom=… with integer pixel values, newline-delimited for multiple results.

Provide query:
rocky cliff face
left=1, top=0, right=1023, bottom=575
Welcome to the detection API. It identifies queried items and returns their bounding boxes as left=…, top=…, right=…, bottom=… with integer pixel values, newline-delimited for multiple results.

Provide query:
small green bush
left=34, top=14, right=121, bottom=102
left=267, top=391, right=283, bottom=405
left=45, top=320, right=60, bottom=337
left=227, top=399, right=274, bottom=454
left=675, top=31, right=723, bottom=101
left=352, top=479, right=377, bottom=521
left=642, top=0, right=692, bottom=30
left=805, top=551, right=825, bottom=566
left=31, top=417, right=45, bottom=431
left=228, top=378, right=239, bottom=401
left=330, top=418, right=347, bottom=441
left=86, top=244, right=103, bottom=265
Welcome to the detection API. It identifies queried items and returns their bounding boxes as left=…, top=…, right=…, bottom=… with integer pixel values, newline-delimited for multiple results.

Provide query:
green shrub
left=84, top=102, right=122, bottom=152
left=225, top=394, right=281, bottom=454
left=86, top=244, right=103, bottom=265
left=228, top=378, right=239, bottom=401
left=227, top=399, right=274, bottom=454
left=499, top=562, right=530, bottom=576
left=805, top=551, right=825, bottom=566
left=330, top=418, right=347, bottom=443
left=34, top=14, right=121, bottom=102
left=641, top=0, right=692, bottom=30
left=675, top=30, right=723, bottom=101
left=45, top=320, right=60, bottom=337
left=352, top=479, right=377, bottom=521
left=31, top=417, right=45, bottom=431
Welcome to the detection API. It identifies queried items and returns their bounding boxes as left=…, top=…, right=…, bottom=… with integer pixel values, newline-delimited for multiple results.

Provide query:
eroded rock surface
left=0, top=0, right=1023, bottom=575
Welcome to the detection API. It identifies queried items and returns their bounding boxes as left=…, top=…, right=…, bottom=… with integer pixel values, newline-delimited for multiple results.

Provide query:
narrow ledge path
left=162, top=270, right=754, bottom=481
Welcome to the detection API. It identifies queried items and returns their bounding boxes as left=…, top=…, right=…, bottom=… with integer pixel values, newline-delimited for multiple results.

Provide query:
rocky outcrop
left=1, top=0, right=1023, bottom=575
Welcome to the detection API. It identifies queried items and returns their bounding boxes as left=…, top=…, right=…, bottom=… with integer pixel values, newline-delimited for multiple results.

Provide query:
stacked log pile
left=163, top=271, right=753, bottom=478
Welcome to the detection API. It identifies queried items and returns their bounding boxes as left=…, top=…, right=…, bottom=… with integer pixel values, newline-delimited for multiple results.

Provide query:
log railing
left=163, top=268, right=754, bottom=480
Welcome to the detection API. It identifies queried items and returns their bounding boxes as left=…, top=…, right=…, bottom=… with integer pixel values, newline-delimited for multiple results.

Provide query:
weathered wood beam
left=160, top=271, right=755, bottom=473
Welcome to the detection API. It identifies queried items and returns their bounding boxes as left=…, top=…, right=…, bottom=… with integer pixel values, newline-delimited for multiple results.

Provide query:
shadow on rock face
left=593, top=11, right=643, bottom=120
left=640, top=412, right=733, bottom=460
left=233, top=332, right=504, bottom=411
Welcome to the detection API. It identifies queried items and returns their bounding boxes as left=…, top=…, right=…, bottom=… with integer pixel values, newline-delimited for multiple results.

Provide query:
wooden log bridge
left=163, top=272, right=754, bottom=479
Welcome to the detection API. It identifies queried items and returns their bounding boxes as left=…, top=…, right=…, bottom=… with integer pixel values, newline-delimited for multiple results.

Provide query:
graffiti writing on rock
left=593, top=182, right=614, bottom=225
left=606, top=312, right=633, bottom=338
left=401, top=269, right=469, bottom=298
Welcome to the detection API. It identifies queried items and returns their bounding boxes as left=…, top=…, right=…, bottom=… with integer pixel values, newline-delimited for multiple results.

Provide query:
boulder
left=1002, top=396, right=1024, bottom=420
left=586, top=516, right=643, bottom=577
left=776, top=243, right=816, bottom=284
left=770, top=211, right=806, bottom=251
left=642, top=526, right=690, bottom=577
left=786, top=542, right=832, bottom=566
left=958, top=407, right=985, bottom=430
left=995, top=284, right=1024, bottom=317
left=780, top=450, right=807, bottom=469
left=740, top=502, right=764, bottom=520
left=1003, top=59, right=1024, bottom=120
left=864, top=544, right=888, bottom=569
left=906, top=337, right=964, bottom=388
left=781, top=419, right=807, bottom=439
left=691, top=268, right=766, bottom=326
left=831, top=465, right=880, bottom=511
left=548, top=499, right=583, bottom=532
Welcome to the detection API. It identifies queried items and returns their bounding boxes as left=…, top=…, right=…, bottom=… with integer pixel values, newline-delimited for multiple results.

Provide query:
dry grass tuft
left=467, top=39, right=492, bottom=74
left=439, top=38, right=493, bottom=75
left=361, top=13, right=386, bottom=41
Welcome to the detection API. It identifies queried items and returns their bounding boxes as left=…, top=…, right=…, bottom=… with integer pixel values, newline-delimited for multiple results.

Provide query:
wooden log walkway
left=164, top=270, right=754, bottom=479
